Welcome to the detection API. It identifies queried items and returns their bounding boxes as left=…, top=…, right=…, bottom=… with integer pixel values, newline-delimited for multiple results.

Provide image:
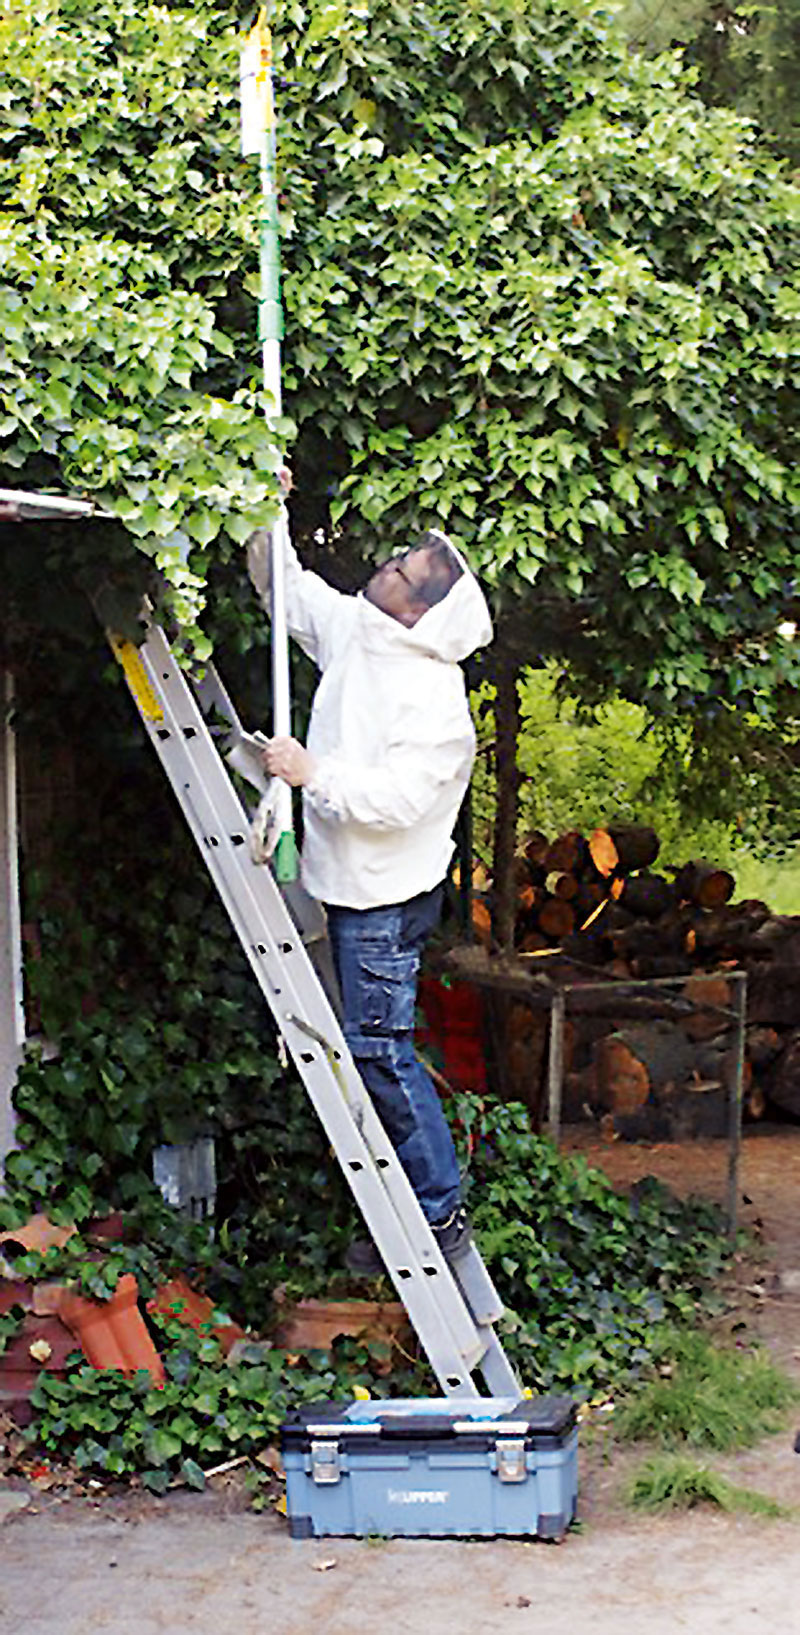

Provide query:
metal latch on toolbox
left=496, top=1438, right=527, bottom=1483
left=311, top=1440, right=342, bottom=1484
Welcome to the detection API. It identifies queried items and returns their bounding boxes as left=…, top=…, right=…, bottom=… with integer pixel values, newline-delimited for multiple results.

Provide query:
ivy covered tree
left=1, top=0, right=798, bottom=933
left=0, top=0, right=286, bottom=654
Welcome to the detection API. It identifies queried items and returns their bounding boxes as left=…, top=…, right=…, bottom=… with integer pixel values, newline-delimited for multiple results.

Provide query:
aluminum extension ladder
left=108, top=614, right=520, bottom=1399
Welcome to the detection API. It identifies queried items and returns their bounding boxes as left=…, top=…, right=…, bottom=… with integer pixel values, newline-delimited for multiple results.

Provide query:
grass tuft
left=628, top=1453, right=791, bottom=1518
left=615, top=1328, right=799, bottom=1451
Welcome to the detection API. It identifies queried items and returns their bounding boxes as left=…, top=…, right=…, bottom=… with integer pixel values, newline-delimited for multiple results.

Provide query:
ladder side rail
left=123, top=624, right=495, bottom=1391
left=471, top=1331, right=521, bottom=1397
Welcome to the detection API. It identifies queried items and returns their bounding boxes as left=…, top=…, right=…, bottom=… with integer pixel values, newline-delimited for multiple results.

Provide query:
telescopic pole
left=241, top=6, right=297, bottom=882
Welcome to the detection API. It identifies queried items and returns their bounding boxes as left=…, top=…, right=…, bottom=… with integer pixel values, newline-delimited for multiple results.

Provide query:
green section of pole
left=273, top=828, right=298, bottom=884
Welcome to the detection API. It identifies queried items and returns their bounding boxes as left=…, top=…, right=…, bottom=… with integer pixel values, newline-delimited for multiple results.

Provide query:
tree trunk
left=492, top=648, right=521, bottom=951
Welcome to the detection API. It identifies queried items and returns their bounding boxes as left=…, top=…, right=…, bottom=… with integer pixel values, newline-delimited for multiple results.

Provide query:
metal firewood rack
left=441, top=950, right=747, bottom=1236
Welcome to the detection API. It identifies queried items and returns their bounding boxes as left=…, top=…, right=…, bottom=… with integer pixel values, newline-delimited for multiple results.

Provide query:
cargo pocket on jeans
left=356, top=951, right=417, bottom=1035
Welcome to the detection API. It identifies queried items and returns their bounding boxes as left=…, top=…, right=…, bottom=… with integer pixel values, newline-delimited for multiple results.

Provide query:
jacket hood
left=357, top=546, right=493, bottom=663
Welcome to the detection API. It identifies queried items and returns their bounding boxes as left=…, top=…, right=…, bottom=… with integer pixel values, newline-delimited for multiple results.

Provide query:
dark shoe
left=345, top=1237, right=385, bottom=1277
left=431, top=1205, right=472, bottom=1264
left=346, top=1206, right=472, bottom=1276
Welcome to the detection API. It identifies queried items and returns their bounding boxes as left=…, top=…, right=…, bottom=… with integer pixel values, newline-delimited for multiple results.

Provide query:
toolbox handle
left=377, top=1415, right=459, bottom=1438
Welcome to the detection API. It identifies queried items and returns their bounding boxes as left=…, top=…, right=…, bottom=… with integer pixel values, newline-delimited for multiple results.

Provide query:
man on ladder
left=247, top=515, right=493, bottom=1274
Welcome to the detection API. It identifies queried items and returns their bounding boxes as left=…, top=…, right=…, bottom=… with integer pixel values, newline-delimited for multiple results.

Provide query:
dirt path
left=3, top=1125, right=800, bottom=1635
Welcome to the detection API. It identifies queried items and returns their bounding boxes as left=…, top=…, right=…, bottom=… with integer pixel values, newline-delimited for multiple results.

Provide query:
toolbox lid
left=280, top=1394, right=576, bottom=1453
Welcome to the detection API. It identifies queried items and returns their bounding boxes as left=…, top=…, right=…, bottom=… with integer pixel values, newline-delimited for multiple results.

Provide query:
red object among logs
left=417, top=976, right=487, bottom=1093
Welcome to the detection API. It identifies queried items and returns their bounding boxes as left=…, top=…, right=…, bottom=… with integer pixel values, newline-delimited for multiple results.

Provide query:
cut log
left=748, top=965, right=800, bottom=1027
left=573, top=880, right=606, bottom=921
left=537, top=897, right=576, bottom=940
left=523, top=831, right=550, bottom=868
left=514, top=885, right=546, bottom=949
left=488, top=996, right=553, bottom=1123
left=692, top=1040, right=752, bottom=1096
left=587, top=828, right=617, bottom=878
left=545, top=871, right=580, bottom=902
left=471, top=897, right=492, bottom=947
left=745, top=1025, right=783, bottom=1067
left=593, top=1035, right=650, bottom=1114
left=513, top=855, right=540, bottom=893
left=767, top=1032, right=800, bottom=1118
left=544, top=831, right=588, bottom=874
left=567, top=988, right=708, bottom=1023
left=745, top=1084, right=767, bottom=1121
left=563, top=1064, right=598, bottom=1120
left=611, top=920, right=686, bottom=961
left=616, top=872, right=676, bottom=922
left=517, top=884, right=544, bottom=914
left=690, top=907, right=743, bottom=956
left=507, top=1000, right=539, bottom=1041
left=558, top=929, right=615, bottom=967
left=681, top=974, right=733, bottom=1041
left=674, top=859, right=735, bottom=910
left=692, top=909, right=798, bottom=962
left=589, top=824, right=660, bottom=877
left=746, top=920, right=800, bottom=963
left=593, top=1021, right=696, bottom=1113
left=631, top=954, right=693, bottom=980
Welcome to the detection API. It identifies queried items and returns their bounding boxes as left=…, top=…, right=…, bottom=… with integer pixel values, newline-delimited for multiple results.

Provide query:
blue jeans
left=325, top=886, right=462, bottom=1225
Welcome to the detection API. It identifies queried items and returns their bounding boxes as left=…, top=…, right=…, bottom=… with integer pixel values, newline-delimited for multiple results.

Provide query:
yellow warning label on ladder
left=109, top=634, right=164, bottom=723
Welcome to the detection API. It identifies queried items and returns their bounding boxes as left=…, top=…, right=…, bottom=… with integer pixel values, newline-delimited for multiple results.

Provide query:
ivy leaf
left=184, top=509, right=222, bottom=547
left=180, top=1457, right=206, bottom=1490
left=142, top=1468, right=171, bottom=1494
left=306, top=2, right=347, bottom=46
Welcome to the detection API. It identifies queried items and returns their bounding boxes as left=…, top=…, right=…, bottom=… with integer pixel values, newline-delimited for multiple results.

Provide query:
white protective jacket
left=247, top=529, right=493, bottom=909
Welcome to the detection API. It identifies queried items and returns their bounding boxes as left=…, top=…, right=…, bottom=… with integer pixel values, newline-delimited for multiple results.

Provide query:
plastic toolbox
left=280, top=1394, right=578, bottom=1539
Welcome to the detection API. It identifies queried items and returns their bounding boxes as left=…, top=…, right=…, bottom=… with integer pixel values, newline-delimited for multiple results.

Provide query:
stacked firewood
left=471, top=824, right=800, bottom=1137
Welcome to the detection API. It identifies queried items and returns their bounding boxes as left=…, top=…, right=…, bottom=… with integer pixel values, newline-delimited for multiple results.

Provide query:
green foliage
left=450, top=1095, right=732, bottom=1392
left=28, top=1312, right=336, bottom=1490
left=469, top=660, right=800, bottom=892
left=0, top=0, right=285, bottom=650
left=26, top=1307, right=431, bottom=1493
left=615, top=1327, right=799, bottom=1449
left=1, top=0, right=798, bottom=708
left=0, top=648, right=358, bottom=1324
left=731, top=848, right=800, bottom=912
left=276, top=0, right=799, bottom=712
left=627, top=1451, right=791, bottom=1515
left=6, top=819, right=283, bottom=1214
left=618, top=0, right=800, bottom=167
left=0, top=1309, right=23, bottom=1355
left=471, top=665, right=729, bottom=861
